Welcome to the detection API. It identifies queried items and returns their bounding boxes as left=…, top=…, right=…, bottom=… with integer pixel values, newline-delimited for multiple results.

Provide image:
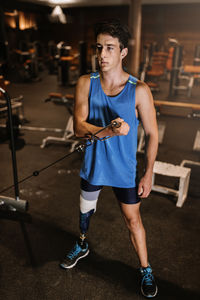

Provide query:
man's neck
left=100, top=68, right=128, bottom=85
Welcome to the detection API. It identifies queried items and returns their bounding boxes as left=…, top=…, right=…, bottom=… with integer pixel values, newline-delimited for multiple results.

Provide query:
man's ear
left=121, top=47, right=128, bottom=59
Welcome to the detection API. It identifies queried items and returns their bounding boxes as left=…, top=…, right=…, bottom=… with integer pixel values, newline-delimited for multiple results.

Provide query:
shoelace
left=142, top=273, right=154, bottom=286
left=67, top=243, right=81, bottom=260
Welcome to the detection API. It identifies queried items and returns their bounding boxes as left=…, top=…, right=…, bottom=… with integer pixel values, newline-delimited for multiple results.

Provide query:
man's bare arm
left=74, top=75, right=129, bottom=138
left=136, top=81, right=158, bottom=198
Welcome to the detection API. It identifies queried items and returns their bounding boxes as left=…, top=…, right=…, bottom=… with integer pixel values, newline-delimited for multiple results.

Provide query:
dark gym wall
left=2, top=3, right=129, bottom=64
left=37, top=5, right=129, bottom=55
left=2, top=2, right=200, bottom=65
left=142, top=3, right=200, bottom=64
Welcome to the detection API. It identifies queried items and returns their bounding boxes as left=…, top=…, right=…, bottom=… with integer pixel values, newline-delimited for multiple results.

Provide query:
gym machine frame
left=0, top=87, right=28, bottom=211
left=0, top=87, right=35, bottom=266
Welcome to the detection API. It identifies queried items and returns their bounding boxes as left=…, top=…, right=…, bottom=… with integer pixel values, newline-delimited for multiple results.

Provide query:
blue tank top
left=80, top=72, right=139, bottom=188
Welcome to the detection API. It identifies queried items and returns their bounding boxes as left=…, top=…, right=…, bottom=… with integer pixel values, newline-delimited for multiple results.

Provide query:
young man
left=60, top=20, right=158, bottom=298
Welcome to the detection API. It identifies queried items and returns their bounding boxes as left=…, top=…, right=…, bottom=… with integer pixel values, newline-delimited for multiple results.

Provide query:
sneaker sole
left=141, top=285, right=158, bottom=298
left=60, top=249, right=90, bottom=269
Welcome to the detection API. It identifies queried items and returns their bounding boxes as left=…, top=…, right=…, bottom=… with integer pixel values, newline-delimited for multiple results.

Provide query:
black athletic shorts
left=80, top=178, right=140, bottom=205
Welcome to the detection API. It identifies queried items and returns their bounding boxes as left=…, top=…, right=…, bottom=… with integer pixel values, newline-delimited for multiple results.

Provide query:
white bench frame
left=152, top=161, right=191, bottom=207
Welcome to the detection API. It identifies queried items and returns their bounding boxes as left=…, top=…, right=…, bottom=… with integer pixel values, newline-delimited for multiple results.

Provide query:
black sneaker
left=139, top=265, right=158, bottom=298
left=60, top=241, right=89, bottom=269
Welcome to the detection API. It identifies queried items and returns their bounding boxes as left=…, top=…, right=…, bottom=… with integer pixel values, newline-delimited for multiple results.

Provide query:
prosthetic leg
left=60, top=190, right=100, bottom=269
left=79, top=192, right=99, bottom=246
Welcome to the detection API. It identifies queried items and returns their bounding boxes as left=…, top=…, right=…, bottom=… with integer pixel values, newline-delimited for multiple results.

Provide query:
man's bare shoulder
left=76, top=74, right=91, bottom=97
left=135, top=80, right=153, bottom=105
left=136, top=80, right=151, bottom=93
left=77, top=74, right=91, bottom=86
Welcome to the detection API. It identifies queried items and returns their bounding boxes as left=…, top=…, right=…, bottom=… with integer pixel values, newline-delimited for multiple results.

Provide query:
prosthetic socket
left=79, top=193, right=98, bottom=236
left=80, top=209, right=94, bottom=234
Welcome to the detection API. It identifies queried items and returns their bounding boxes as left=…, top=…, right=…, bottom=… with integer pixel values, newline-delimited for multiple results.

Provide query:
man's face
left=96, top=34, right=126, bottom=72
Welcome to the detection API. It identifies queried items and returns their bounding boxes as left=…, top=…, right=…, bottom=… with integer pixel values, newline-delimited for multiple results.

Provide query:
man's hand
left=111, top=117, right=130, bottom=136
left=138, top=172, right=152, bottom=198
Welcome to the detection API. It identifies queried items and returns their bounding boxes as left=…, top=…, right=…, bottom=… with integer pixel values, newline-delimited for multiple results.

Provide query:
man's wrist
left=143, top=167, right=153, bottom=176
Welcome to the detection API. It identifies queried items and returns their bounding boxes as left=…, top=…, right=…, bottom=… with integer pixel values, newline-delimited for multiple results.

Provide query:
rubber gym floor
left=0, top=72, right=199, bottom=300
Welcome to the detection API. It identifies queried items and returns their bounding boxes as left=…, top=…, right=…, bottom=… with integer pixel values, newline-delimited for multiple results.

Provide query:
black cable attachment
left=0, top=119, right=122, bottom=194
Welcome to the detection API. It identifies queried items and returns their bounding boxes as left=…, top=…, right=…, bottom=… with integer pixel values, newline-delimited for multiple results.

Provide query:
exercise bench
left=41, top=93, right=78, bottom=152
left=154, top=100, right=200, bottom=118
left=152, top=161, right=191, bottom=208
left=181, top=129, right=200, bottom=168
left=182, top=65, right=200, bottom=97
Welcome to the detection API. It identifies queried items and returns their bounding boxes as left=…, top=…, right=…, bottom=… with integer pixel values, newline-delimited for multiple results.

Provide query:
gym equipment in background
left=168, top=44, right=184, bottom=97
left=194, top=44, right=200, bottom=66
left=0, top=86, right=35, bottom=266
left=57, top=41, right=80, bottom=86
left=0, top=87, right=28, bottom=211
left=0, top=92, right=78, bottom=152
left=169, top=43, right=200, bottom=98
left=0, top=75, right=25, bottom=131
left=41, top=93, right=78, bottom=151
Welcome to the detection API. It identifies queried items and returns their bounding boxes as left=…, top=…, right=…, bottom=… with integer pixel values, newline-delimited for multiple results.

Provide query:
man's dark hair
left=94, top=19, right=131, bottom=51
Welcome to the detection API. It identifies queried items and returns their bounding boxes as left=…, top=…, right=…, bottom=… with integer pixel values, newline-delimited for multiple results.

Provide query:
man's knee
left=125, top=214, right=143, bottom=233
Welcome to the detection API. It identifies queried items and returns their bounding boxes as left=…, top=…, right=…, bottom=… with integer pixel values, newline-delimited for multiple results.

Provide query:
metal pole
left=128, top=0, right=142, bottom=77
left=0, top=87, right=19, bottom=200
left=169, top=45, right=183, bottom=97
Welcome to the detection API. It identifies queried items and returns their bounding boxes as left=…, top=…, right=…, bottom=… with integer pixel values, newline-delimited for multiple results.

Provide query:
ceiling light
left=50, top=5, right=67, bottom=24
left=51, top=5, right=63, bottom=16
